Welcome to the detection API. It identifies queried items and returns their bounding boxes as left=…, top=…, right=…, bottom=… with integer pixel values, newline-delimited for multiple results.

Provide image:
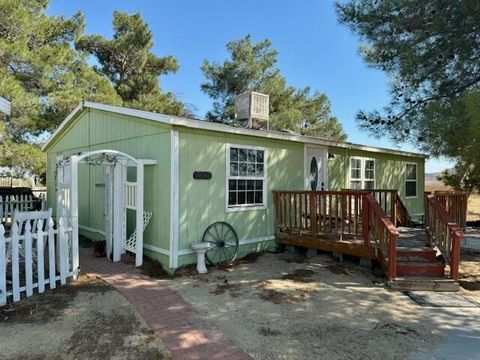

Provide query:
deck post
left=424, top=193, right=432, bottom=247
left=309, top=192, right=317, bottom=237
left=273, top=192, right=279, bottom=237
left=450, top=231, right=461, bottom=281
left=388, top=232, right=397, bottom=280
left=391, top=191, right=397, bottom=227
left=362, top=195, right=369, bottom=246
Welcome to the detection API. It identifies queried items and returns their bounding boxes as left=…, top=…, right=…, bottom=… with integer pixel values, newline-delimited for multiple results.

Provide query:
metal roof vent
left=234, top=91, right=269, bottom=130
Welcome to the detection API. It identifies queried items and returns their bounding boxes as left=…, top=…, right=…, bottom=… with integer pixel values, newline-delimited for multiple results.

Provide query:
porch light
left=328, top=153, right=335, bottom=160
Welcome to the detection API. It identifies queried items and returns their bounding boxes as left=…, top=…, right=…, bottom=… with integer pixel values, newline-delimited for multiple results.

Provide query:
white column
left=112, top=163, right=124, bottom=262
left=169, top=130, right=180, bottom=269
left=104, top=165, right=113, bottom=260
left=70, top=156, right=79, bottom=279
left=135, top=162, right=144, bottom=267
left=56, top=163, right=63, bottom=221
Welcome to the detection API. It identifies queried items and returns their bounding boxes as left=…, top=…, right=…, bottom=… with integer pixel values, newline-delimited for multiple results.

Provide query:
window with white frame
left=227, top=146, right=266, bottom=208
left=350, top=157, right=375, bottom=189
left=405, top=163, right=417, bottom=198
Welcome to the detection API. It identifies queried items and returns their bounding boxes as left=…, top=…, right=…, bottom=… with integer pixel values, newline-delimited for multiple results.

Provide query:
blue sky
left=48, top=0, right=452, bottom=173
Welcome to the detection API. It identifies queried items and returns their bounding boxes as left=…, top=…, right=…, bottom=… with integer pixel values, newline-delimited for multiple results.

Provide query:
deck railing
left=343, top=189, right=411, bottom=227
left=273, top=190, right=399, bottom=280
left=429, top=191, right=468, bottom=229
left=273, top=190, right=366, bottom=238
left=365, top=193, right=399, bottom=280
left=424, top=193, right=463, bottom=281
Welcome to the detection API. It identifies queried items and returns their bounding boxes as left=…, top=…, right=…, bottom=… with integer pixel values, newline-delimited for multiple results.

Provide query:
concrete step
left=389, top=277, right=459, bottom=292
left=396, top=261, right=445, bottom=277
left=396, top=247, right=437, bottom=262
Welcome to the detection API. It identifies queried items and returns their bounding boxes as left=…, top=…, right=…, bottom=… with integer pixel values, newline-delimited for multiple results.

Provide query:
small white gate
left=56, top=158, right=72, bottom=222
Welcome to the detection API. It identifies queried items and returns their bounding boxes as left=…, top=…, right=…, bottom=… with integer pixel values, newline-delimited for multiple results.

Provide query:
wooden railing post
left=450, top=228, right=462, bottom=281
left=391, top=191, right=397, bottom=227
left=362, top=194, right=369, bottom=246
left=310, top=192, right=317, bottom=236
left=388, top=232, right=397, bottom=280
left=273, top=192, right=279, bottom=236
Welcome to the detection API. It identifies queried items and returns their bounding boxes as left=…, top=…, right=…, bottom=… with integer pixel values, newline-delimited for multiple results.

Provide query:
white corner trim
left=169, top=130, right=180, bottom=268
left=177, top=235, right=276, bottom=256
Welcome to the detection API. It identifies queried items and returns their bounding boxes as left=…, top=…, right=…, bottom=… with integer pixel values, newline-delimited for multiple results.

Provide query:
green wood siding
left=177, top=128, right=304, bottom=256
left=327, top=147, right=425, bottom=215
left=46, top=109, right=173, bottom=268
left=45, top=105, right=426, bottom=271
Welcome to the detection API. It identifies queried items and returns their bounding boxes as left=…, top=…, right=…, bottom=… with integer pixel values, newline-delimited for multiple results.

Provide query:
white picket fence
left=0, top=216, right=78, bottom=305
left=0, top=194, right=46, bottom=223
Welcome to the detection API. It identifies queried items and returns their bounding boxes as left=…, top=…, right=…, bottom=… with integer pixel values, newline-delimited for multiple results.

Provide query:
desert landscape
left=425, top=173, right=480, bottom=222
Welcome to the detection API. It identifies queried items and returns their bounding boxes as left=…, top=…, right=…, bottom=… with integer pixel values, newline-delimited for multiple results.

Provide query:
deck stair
left=389, top=227, right=460, bottom=291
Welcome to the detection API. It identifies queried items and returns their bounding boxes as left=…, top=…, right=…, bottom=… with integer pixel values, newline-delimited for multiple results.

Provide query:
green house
left=43, top=101, right=426, bottom=272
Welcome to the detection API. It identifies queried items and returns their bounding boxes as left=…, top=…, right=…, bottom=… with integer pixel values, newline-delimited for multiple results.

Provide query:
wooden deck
left=277, top=230, right=377, bottom=259
left=273, top=190, right=467, bottom=289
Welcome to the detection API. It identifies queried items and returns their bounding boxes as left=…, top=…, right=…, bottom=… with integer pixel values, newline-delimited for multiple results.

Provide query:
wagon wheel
left=202, top=221, right=239, bottom=266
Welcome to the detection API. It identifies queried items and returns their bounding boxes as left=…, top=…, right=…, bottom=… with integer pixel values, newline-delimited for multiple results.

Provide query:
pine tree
left=76, top=11, right=187, bottom=116
left=336, top=0, right=480, bottom=191
left=0, top=0, right=121, bottom=178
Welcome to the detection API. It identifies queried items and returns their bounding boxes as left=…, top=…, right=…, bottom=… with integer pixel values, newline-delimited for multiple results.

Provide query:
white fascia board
left=81, top=102, right=427, bottom=159
left=43, top=100, right=428, bottom=159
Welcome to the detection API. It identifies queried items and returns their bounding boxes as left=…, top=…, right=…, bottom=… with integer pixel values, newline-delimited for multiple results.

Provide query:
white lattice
left=124, top=211, right=152, bottom=253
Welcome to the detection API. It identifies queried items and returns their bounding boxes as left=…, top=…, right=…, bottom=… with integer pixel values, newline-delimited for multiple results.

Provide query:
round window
left=310, top=157, right=318, bottom=190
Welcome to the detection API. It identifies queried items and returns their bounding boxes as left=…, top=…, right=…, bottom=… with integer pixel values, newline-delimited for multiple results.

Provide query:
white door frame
left=304, top=145, right=328, bottom=191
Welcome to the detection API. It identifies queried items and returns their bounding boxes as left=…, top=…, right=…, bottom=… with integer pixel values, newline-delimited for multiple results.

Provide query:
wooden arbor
left=56, top=150, right=156, bottom=267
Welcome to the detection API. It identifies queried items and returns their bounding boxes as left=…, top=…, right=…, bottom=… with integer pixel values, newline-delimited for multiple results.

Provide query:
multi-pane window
left=228, top=146, right=266, bottom=208
left=405, top=163, right=417, bottom=198
left=350, top=157, right=375, bottom=189
left=364, top=160, right=375, bottom=189
left=350, top=158, right=362, bottom=189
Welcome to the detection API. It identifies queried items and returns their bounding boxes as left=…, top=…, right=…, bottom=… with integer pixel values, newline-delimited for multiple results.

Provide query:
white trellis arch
left=56, top=150, right=156, bottom=267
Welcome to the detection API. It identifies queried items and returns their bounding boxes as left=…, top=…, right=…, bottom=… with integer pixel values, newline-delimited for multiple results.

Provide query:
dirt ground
left=0, top=275, right=171, bottom=360
left=163, top=252, right=448, bottom=360
left=459, top=249, right=480, bottom=293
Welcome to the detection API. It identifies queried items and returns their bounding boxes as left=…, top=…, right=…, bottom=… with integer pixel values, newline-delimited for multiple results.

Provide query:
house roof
left=42, top=101, right=429, bottom=159
left=0, top=97, right=11, bottom=116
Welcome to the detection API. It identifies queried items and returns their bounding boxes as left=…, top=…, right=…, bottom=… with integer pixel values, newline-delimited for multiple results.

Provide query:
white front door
left=305, top=146, right=328, bottom=191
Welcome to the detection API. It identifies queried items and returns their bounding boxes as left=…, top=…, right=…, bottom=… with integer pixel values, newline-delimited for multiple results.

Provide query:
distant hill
left=425, top=172, right=451, bottom=191
left=425, top=172, right=442, bottom=182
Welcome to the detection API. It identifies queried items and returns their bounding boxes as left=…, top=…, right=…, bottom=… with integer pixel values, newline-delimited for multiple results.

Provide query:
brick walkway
left=80, top=249, right=252, bottom=360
